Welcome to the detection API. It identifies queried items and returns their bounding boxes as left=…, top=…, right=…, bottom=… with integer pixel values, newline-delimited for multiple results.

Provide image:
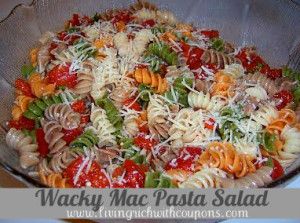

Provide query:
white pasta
left=179, top=168, right=228, bottom=188
left=282, top=126, right=300, bottom=154
left=90, top=104, right=117, bottom=147
left=90, top=47, right=121, bottom=100
left=168, top=108, right=211, bottom=148
left=251, top=104, right=278, bottom=126
left=188, top=91, right=226, bottom=112
left=245, top=85, right=268, bottom=101
left=221, top=63, right=245, bottom=78
left=123, top=113, right=139, bottom=137
left=133, top=9, right=177, bottom=25
left=113, top=29, right=154, bottom=59
left=6, top=128, right=39, bottom=169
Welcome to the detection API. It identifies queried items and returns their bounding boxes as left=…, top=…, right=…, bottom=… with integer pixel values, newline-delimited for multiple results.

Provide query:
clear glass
left=0, top=0, right=299, bottom=187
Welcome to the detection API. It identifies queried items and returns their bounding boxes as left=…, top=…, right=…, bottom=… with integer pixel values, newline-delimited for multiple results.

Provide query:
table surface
left=0, top=0, right=299, bottom=222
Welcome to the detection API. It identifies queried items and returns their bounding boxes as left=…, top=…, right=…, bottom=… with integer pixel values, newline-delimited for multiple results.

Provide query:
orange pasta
left=132, top=67, right=168, bottom=94
left=39, top=171, right=70, bottom=188
left=28, top=73, right=56, bottom=98
left=93, top=36, right=113, bottom=49
left=176, top=23, right=193, bottom=38
left=198, top=141, right=256, bottom=178
left=210, top=72, right=235, bottom=98
left=30, top=48, right=38, bottom=66
left=12, top=95, right=34, bottom=120
left=266, top=109, right=296, bottom=135
left=160, top=32, right=177, bottom=42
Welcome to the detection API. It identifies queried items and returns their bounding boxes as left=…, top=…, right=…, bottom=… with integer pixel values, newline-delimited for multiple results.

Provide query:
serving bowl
left=0, top=0, right=300, bottom=187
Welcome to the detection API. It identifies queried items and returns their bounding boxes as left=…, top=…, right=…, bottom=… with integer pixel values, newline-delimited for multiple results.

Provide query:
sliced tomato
left=165, top=147, right=202, bottom=172
left=236, top=48, right=269, bottom=73
left=123, top=97, right=142, bottom=111
left=36, top=128, right=49, bottom=157
left=134, top=133, right=158, bottom=150
left=180, top=41, right=191, bottom=58
left=9, top=116, right=35, bottom=130
left=112, top=11, right=132, bottom=25
left=200, top=30, right=219, bottom=39
left=112, top=160, right=146, bottom=188
left=273, top=90, right=293, bottom=110
left=205, top=118, right=215, bottom=130
left=47, top=64, right=77, bottom=89
left=138, top=122, right=149, bottom=134
left=71, top=100, right=86, bottom=113
left=141, top=19, right=155, bottom=27
left=62, top=127, right=83, bottom=144
left=68, top=14, right=92, bottom=27
left=15, top=79, right=34, bottom=97
left=266, top=158, right=284, bottom=180
left=80, top=114, right=90, bottom=124
left=187, top=47, right=204, bottom=70
left=63, top=157, right=110, bottom=188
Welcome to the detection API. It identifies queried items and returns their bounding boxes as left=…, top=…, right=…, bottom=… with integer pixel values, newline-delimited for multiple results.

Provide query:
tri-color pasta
left=5, top=0, right=300, bottom=188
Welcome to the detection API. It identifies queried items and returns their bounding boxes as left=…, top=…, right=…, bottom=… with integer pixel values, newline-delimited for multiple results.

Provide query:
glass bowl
left=0, top=0, right=300, bottom=187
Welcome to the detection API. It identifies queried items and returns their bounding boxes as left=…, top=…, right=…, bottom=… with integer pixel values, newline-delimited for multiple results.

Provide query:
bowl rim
left=0, top=0, right=300, bottom=188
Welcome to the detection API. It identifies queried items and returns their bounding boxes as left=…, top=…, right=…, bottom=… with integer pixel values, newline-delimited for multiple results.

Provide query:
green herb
left=211, top=38, right=224, bottom=52
left=21, top=64, right=35, bottom=79
left=144, top=54, right=163, bottom=72
left=92, top=13, right=101, bottom=22
left=265, top=157, right=274, bottom=168
left=67, top=27, right=80, bottom=33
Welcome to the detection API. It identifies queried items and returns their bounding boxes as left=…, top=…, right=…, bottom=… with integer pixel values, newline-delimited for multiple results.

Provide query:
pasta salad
left=6, top=0, right=300, bottom=188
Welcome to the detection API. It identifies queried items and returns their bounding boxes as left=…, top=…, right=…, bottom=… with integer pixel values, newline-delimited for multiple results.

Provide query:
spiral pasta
left=252, top=104, right=278, bottom=127
left=201, top=49, right=241, bottom=69
left=281, top=126, right=300, bottom=154
left=178, top=168, right=228, bottom=188
left=41, top=119, right=67, bottom=154
left=245, top=85, right=268, bottom=101
left=165, top=169, right=192, bottom=186
left=132, top=67, right=168, bottom=94
left=39, top=171, right=70, bottom=188
left=147, top=95, right=171, bottom=139
left=168, top=108, right=210, bottom=148
left=44, top=104, right=80, bottom=130
left=110, top=77, right=136, bottom=108
left=220, top=166, right=273, bottom=188
left=6, top=128, right=39, bottom=169
left=241, top=73, right=277, bottom=96
left=90, top=104, right=117, bottom=147
left=198, top=142, right=256, bottom=178
left=123, top=113, right=139, bottom=137
left=28, top=73, right=55, bottom=98
left=12, top=95, right=34, bottom=120
left=220, top=63, right=245, bottom=78
left=266, top=109, right=296, bottom=134
left=210, top=72, right=235, bottom=98
left=73, top=72, right=94, bottom=96
left=188, top=91, right=227, bottom=112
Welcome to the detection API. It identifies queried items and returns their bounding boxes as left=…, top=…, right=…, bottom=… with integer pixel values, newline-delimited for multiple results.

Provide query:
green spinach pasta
left=5, top=0, right=300, bottom=188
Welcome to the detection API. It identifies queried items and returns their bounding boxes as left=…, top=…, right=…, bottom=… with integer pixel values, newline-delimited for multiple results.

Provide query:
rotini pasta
left=28, top=73, right=55, bottom=98
left=132, top=67, right=168, bottom=94
left=210, top=72, right=235, bottom=97
left=178, top=168, right=228, bottom=188
left=89, top=104, right=117, bottom=147
left=44, top=104, right=80, bottom=130
left=252, top=104, right=278, bottom=127
left=188, top=91, right=226, bottom=112
left=6, top=128, right=39, bottom=169
left=201, top=49, right=241, bottom=69
left=198, top=142, right=256, bottom=178
left=266, top=109, right=296, bottom=134
left=39, top=171, right=70, bottom=188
